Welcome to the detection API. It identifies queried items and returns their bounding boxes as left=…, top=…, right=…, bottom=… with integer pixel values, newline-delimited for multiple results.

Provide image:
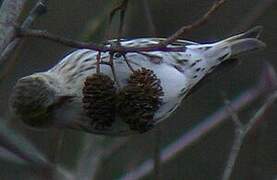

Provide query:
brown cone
left=117, top=68, right=164, bottom=133
left=82, top=73, right=116, bottom=129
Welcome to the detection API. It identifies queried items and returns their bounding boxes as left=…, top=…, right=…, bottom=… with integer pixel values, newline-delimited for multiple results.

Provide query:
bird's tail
left=202, top=26, right=266, bottom=62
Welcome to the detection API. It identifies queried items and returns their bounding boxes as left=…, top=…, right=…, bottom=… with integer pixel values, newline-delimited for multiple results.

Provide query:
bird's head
left=9, top=73, right=66, bottom=129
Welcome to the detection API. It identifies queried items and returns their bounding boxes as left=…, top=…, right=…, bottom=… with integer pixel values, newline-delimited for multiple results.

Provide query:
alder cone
left=117, top=68, right=164, bottom=133
left=82, top=73, right=116, bottom=129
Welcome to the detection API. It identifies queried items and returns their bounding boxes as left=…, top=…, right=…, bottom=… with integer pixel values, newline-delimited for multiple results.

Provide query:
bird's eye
left=114, top=53, right=122, bottom=58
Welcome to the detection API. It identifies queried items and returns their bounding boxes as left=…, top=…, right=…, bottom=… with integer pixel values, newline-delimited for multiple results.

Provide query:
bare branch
left=47, top=130, right=64, bottom=165
left=223, top=97, right=243, bottom=128
left=15, top=0, right=227, bottom=53
left=116, top=0, right=129, bottom=39
left=75, top=136, right=106, bottom=180
left=105, top=0, right=129, bottom=41
left=222, top=91, right=277, bottom=180
left=153, top=127, right=162, bottom=180
left=75, top=136, right=128, bottom=180
left=245, top=92, right=277, bottom=132
left=221, top=128, right=244, bottom=180
left=0, top=117, right=74, bottom=179
left=101, top=138, right=129, bottom=158
left=17, top=28, right=186, bottom=53
left=142, top=0, right=156, bottom=35
left=0, top=118, right=49, bottom=167
left=159, top=0, right=227, bottom=46
left=0, top=0, right=48, bottom=66
left=21, top=0, right=48, bottom=29
left=0, top=0, right=27, bottom=53
left=232, top=0, right=275, bottom=33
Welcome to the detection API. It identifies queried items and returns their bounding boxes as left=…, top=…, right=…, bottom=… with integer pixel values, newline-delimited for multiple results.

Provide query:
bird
left=9, top=26, right=265, bottom=136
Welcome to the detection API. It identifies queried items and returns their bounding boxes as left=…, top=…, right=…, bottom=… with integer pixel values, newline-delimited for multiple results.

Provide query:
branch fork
left=14, top=0, right=226, bottom=55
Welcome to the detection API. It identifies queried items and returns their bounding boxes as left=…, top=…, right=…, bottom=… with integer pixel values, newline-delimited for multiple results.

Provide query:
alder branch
left=160, top=0, right=226, bottom=45
left=0, top=0, right=27, bottom=53
left=153, top=127, right=162, bottom=180
left=17, top=28, right=186, bottom=53
left=222, top=91, right=277, bottom=180
left=0, top=0, right=48, bottom=66
left=107, top=0, right=129, bottom=40
left=0, top=117, right=73, bottom=180
left=232, top=0, right=275, bottom=33
left=104, top=0, right=129, bottom=41
left=16, top=0, right=226, bottom=53
left=22, top=0, right=48, bottom=29
left=75, top=136, right=106, bottom=180
left=142, top=0, right=156, bottom=35
left=47, top=130, right=64, bottom=165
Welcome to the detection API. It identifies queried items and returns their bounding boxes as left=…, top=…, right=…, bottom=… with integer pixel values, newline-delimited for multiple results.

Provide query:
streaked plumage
left=9, top=27, right=265, bottom=135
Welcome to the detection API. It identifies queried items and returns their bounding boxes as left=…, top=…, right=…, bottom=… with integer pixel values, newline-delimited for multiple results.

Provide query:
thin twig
left=96, top=52, right=101, bottom=74
left=221, top=91, right=277, bottom=180
left=153, top=127, right=162, bottom=180
left=109, top=0, right=129, bottom=23
left=0, top=118, right=74, bottom=179
left=75, top=136, right=106, bottom=180
left=221, top=128, right=244, bottom=180
left=0, top=41, right=22, bottom=82
left=223, top=97, right=243, bottom=128
left=245, top=92, right=277, bottom=132
left=17, top=28, right=186, bottom=52
left=21, top=0, right=48, bottom=29
left=0, top=119, right=49, bottom=167
left=117, top=0, right=129, bottom=41
left=16, top=0, right=226, bottom=53
left=101, top=138, right=129, bottom=158
left=109, top=52, right=121, bottom=87
left=48, top=130, right=65, bottom=165
left=159, top=0, right=227, bottom=46
left=105, top=0, right=129, bottom=41
left=142, top=0, right=156, bottom=35
left=0, top=0, right=27, bottom=53
left=232, top=0, right=276, bottom=33
left=75, top=137, right=128, bottom=180
left=0, top=0, right=48, bottom=67
left=123, top=53, right=135, bottom=73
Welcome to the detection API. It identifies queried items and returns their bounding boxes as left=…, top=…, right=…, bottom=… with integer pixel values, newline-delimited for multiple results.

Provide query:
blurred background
left=0, top=0, right=276, bottom=179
